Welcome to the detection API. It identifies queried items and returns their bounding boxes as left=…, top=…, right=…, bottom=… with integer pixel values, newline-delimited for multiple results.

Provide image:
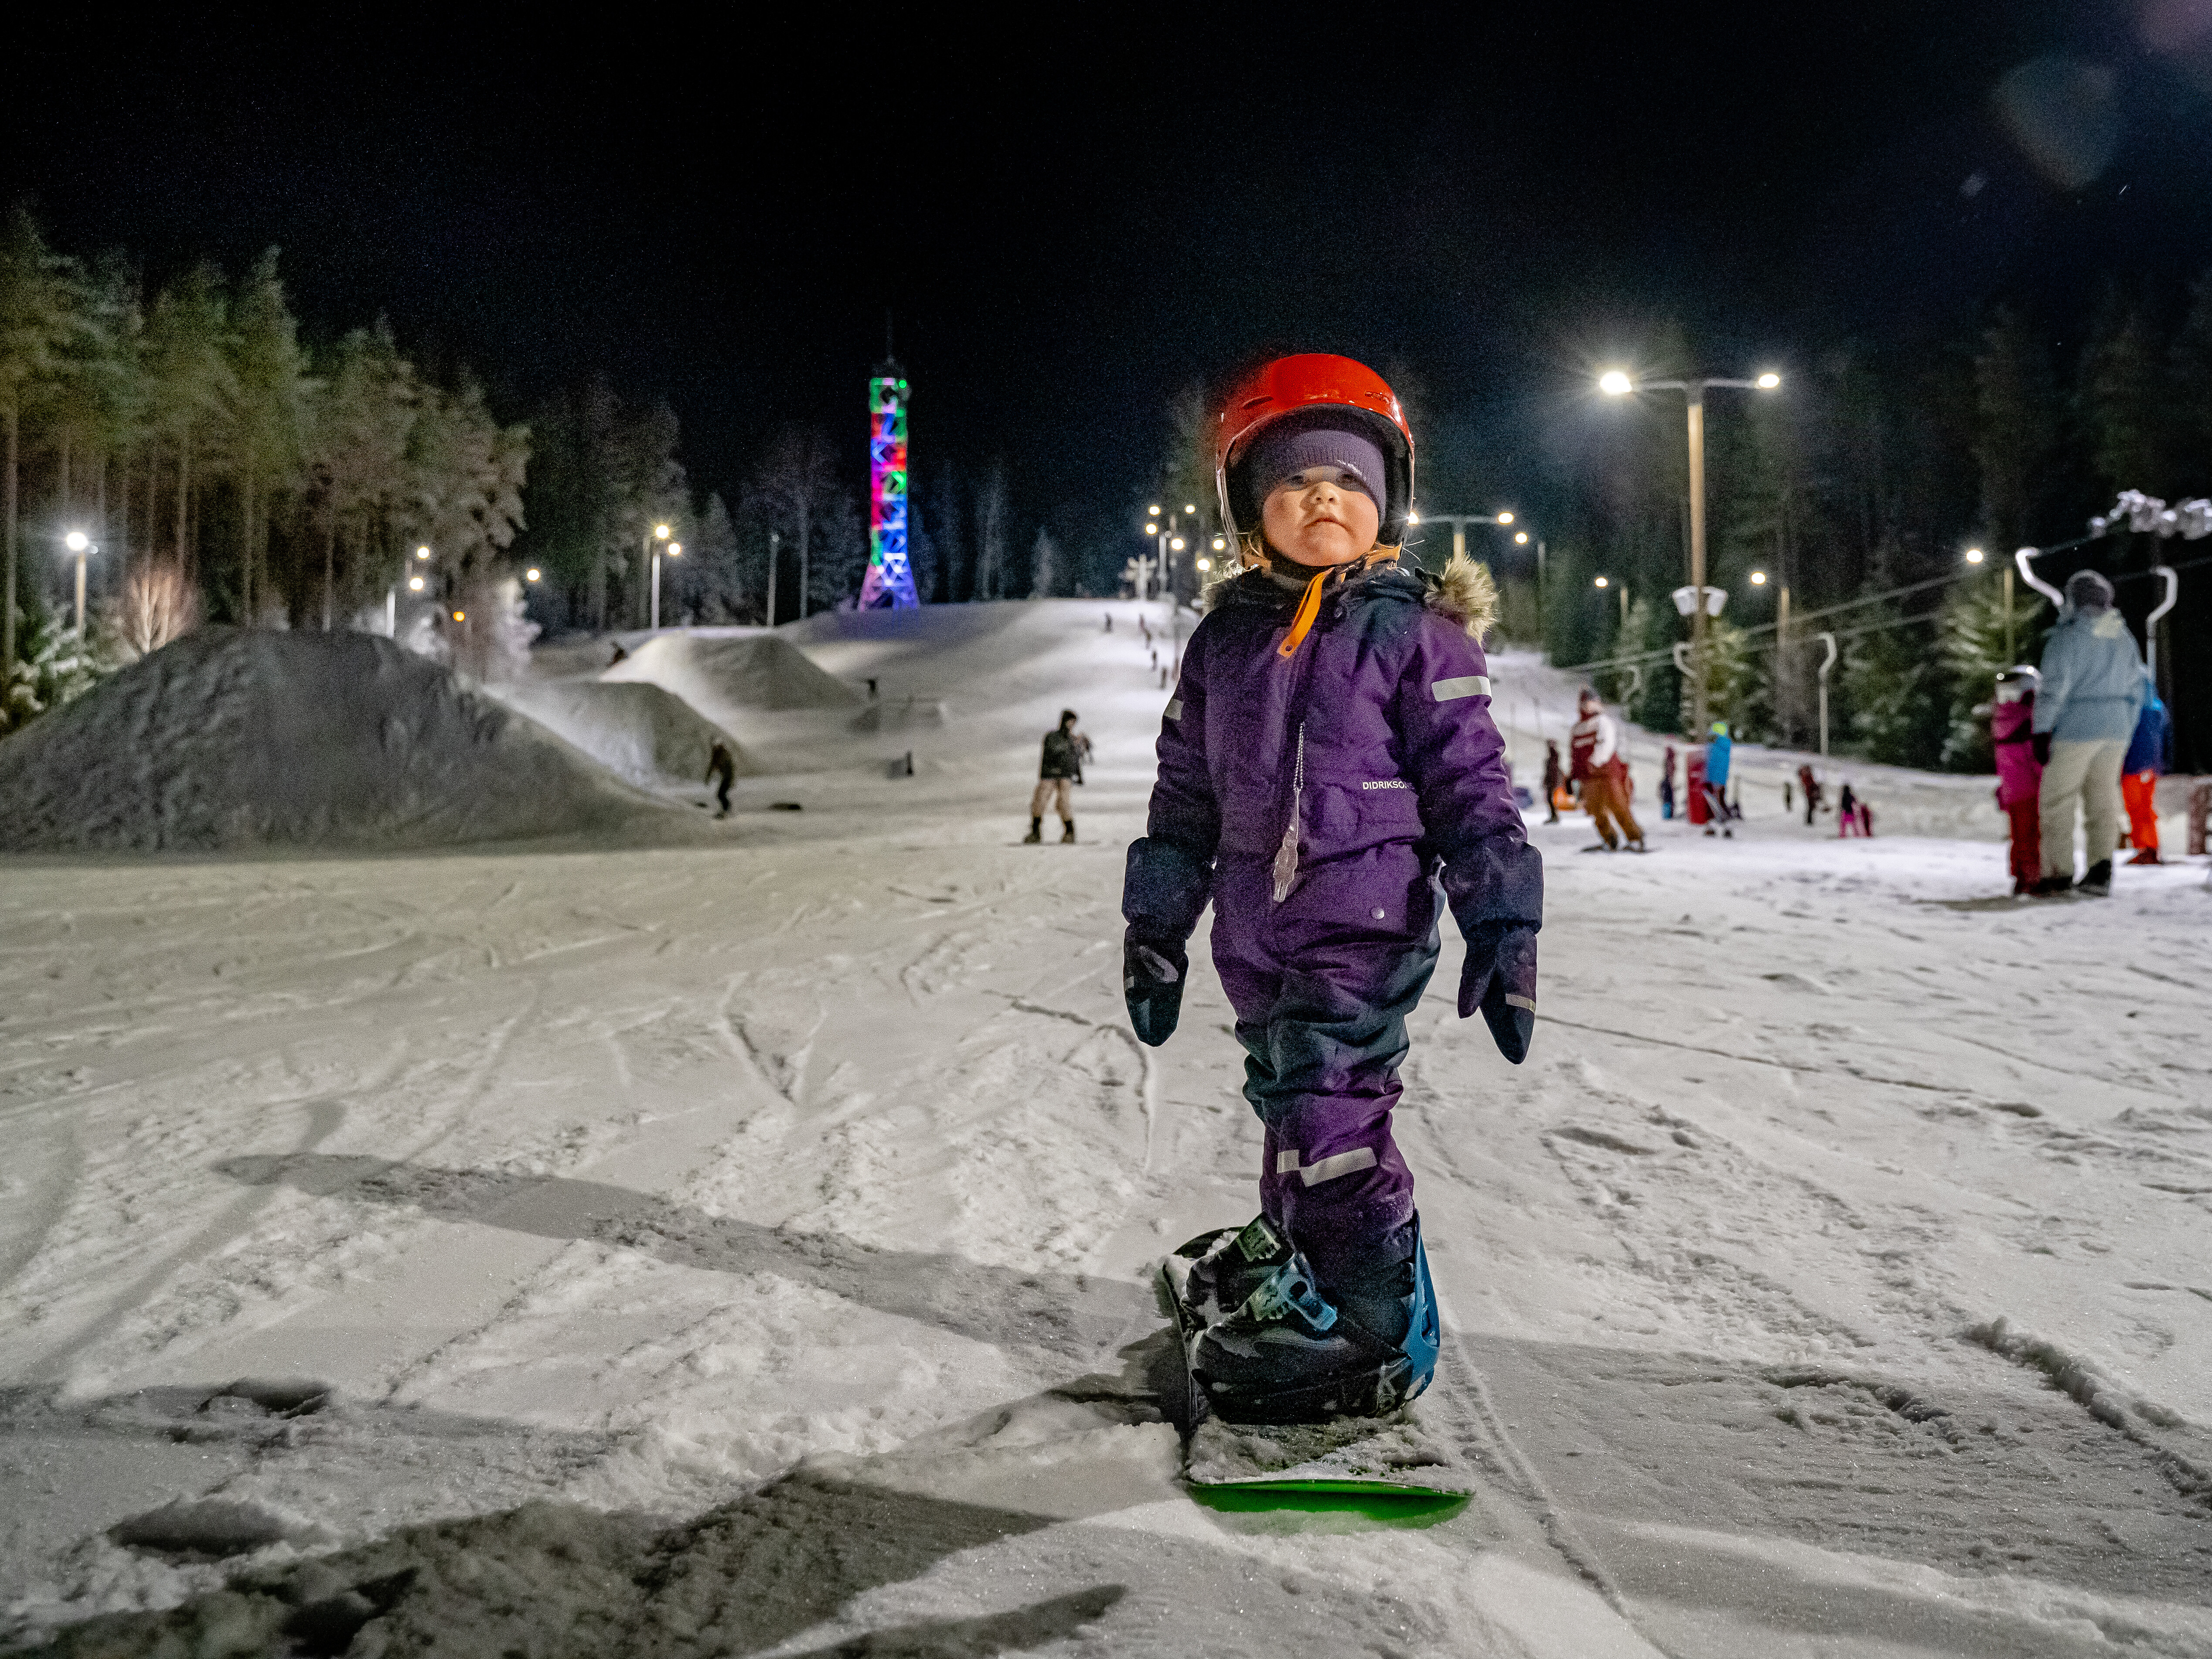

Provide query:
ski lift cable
left=1556, top=526, right=2123, bottom=677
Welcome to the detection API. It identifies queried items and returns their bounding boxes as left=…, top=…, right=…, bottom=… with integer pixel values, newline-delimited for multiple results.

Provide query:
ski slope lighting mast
left=859, top=364, right=920, bottom=609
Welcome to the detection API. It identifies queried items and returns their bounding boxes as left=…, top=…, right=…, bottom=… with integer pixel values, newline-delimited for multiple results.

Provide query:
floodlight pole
left=1607, top=374, right=1778, bottom=737
left=1817, top=631, right=1838, bottom=757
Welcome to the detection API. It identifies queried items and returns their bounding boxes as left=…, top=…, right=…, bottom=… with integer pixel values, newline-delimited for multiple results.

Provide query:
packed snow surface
left=3, top=602, right=2211, bottom=1657
left=0, top=630, right=699, bottom=854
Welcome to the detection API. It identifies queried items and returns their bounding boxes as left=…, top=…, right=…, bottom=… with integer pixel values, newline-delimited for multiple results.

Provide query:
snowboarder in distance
left=1025, top=709, right=1089, bottom=843
left=1702, top=720, right=1734, bottom=838
left=705, top=740, right=736, bottom=818
left=1569, top=687, right=1645, bottom=851
left=1990, top=666, right=2042, bottom=894
left=2120, top=689, right=2169, bottom=865
left=1796, top=763, right=1818, bottom=826
left=1126, top=355, right=1539, bottom=1424
left=1541, top=740, right=1564, bottom=825
left=1659, top=744, right=1677, bottom=819
left=2032, top=569, right=2150, bottom=897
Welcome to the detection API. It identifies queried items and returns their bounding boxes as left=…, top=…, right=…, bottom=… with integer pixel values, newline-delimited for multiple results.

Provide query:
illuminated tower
left=859, top=363, right=919, bottom=608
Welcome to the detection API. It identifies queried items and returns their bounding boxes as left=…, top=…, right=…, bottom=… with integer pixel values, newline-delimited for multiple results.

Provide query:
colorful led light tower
left=859, top=365, right=919, bottom=608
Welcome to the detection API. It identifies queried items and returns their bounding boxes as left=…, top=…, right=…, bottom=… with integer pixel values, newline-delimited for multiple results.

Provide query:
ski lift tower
left=859, top=361, right=920, bottom=608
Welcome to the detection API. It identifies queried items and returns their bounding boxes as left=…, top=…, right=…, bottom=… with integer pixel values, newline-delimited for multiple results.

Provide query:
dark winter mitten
left=1461, top=924, right=1537, bottom=1064
left=2031, top=732, right=2053, bottom=766
left=1125, top=934, right=1188, bottom=1047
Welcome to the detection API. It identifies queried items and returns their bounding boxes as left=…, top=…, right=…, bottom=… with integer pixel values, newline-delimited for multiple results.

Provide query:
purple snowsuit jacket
left=1123, top=560, right=1541, bottom=1299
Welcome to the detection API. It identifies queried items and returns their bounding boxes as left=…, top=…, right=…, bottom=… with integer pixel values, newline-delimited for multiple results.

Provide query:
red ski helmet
left=1216, top=354, right=1416, bottom=553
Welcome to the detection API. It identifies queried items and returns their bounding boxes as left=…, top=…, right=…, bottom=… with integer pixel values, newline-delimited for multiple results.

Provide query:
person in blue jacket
left=1701, top=721, right=1734, bottom=838
left=2121, top=692, right=2170, bottom=865
left=2031, top=569, right=2150, bottom=896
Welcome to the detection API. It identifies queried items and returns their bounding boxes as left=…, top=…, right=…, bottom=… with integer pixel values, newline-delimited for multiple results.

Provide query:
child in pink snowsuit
left=1991, top=668, right=2042, bottom=895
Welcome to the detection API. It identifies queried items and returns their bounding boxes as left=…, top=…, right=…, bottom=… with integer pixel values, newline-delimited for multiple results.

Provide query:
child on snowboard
left=1123, top=355, right=1541, bottom=1424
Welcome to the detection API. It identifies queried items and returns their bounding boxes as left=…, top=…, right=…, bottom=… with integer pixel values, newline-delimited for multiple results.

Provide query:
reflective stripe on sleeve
left=1299, top=1148, right=1377, bottom=1187
left=1275, top=1148, right=1380, bottom=1186
left=1165, top=698, right=1183, bottom=721
left=1505, top=994, right=1535, bottom=1012
left=1430, top=675, right=1491, bottom=702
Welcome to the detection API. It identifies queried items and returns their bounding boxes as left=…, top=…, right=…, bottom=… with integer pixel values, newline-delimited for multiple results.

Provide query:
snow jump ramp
left=489, top=678, right=753, bottom=787
left=601, top=633, right=861, bottom=731
left=0, top=630, right=697, bottom=853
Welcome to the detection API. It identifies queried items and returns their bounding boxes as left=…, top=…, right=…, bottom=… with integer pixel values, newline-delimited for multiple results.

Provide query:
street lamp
left=408, top=574, right=426, bottom=592
left=642, top=521, right=671, bottom=630
left=651, top=538, right=682, bottom=630
left=63, top=531, right=96, bottom=641
left=1599, top=366, right=1783, bottom=735
left=525, top=567, right=542, bottom=583
left=1749, top=570, right=1767, bottom=585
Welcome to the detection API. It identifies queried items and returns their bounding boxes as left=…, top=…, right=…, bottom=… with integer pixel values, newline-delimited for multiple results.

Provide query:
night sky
left=12, top=3, right=2212, bottom=530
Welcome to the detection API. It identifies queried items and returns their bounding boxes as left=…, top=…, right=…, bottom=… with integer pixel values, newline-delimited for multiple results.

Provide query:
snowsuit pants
left=1030, top=777, right=1073, bottom=820
left=1581, top=772, right=1642, bottom=848
left=2122, top=771, right=2159, bottom=854
left=2004, top=801, right=2040, bottom=891
left=2038, top=739, right=2127, bottom=879
left=1208, top=854, right=1435, bottom=1307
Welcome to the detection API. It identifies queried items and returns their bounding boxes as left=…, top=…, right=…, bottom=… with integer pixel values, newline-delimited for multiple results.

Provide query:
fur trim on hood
left=1423, top=552, right=1498, bottom=637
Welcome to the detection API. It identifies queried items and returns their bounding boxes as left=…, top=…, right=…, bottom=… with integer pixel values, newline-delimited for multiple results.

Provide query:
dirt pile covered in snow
left=0, top=629, right=694, bottom=852
left=488, top=679, right=751, bottom=787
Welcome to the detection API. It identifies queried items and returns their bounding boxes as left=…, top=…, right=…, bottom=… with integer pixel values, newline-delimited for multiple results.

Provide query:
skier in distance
left=1124, top=354, right=1541, bottom=1423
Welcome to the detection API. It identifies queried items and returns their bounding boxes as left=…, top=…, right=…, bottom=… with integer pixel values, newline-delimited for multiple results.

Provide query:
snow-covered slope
left=3, top=601, right=2209, bottom=1657
left=0, top=630, right=701, bottom=853
left=487, top=678, right=753, bottom=788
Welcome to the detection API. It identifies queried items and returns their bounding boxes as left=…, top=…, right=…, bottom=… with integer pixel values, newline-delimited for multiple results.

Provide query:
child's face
left=1260, top=467, right=1381, bottom=566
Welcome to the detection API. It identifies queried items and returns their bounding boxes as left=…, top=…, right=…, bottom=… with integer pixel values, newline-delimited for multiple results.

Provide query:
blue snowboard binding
left=1165, top=1213, right=1438, bottom=1425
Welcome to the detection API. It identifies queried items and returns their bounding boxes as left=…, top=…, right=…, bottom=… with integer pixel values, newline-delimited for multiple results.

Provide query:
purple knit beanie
left=1241, top=416, right=1389, bottom=514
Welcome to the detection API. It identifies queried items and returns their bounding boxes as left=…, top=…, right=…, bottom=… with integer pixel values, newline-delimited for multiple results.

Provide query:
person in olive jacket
left=1025, top=709, right=1089, bottom=843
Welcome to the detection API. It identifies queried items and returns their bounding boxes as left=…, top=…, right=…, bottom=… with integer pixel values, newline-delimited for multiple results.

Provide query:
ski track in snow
left=3, top=610, right=2212, bottom=1656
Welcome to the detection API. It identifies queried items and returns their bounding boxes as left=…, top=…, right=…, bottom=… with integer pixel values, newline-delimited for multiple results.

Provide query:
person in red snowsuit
left=1991, top=667, right=2042, bottom=895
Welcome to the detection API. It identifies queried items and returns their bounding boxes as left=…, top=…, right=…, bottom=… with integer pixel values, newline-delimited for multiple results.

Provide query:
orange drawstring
left=1277, top=571, right=1328, bottom=659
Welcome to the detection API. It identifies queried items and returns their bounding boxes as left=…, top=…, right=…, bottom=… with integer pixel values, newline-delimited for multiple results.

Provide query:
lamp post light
left=641, top=521, right=671, bottom=630
left=1141, top=501, right=1205, bottom=604
left=1600, top=367, right=1783, bottom=736
left=63, top=531, right=96, bottom=642
left=651, top=541, right=682, bottom=630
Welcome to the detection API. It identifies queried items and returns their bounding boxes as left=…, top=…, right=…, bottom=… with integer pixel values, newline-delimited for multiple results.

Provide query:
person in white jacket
left=1568, top=688, right=1644, bottom=852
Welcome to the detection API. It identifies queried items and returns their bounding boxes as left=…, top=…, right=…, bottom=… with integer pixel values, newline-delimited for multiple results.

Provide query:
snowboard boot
left=1176, top=1217, right=1439, bottom=1424
left=1023, top=818, right=1043, bottom=844
left=2031, top=874, right=2074, bottom=898
left=2127, top=848, right=2162, bottom=866
left=1061, top=819, right=1076, bottom=844
left=2079, top=858, right=2113, bottom=897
